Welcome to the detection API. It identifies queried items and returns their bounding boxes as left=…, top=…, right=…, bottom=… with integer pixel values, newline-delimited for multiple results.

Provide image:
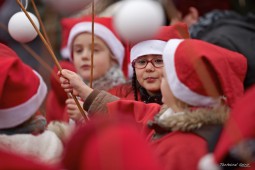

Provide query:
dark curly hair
left=131, top=67, right=139, bottom=101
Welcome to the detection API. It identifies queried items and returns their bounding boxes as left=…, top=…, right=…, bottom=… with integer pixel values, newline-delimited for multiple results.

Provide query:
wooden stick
left=90, top=0, right=95, bottom=88
left=16, top=0, right=89, bottom=121
left=17, top=0, right=61, bottom=69
left=30, top=0, right=52, bottom=47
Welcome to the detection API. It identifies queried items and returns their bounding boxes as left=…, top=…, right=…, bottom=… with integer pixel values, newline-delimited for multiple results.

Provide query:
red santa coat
left=106, top=99, right=224, bottom=170
left=108, top=83, right=137, bottom=100
left=108, top=83, right=163, bottom=104
left=107, top=99, right=159, bottom=138
left=150, top=132, right=207, bottom=170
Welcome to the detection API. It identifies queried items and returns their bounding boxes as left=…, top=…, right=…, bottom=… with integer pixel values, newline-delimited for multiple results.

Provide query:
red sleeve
left=108, top=83, right=134, bottom=99
left=107, top=100, right=161, bottom=135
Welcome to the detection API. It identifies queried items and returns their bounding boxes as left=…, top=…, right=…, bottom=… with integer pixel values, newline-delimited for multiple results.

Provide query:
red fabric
left=150, top=132, right=207, bottom=170
left=0, top=149, right=60, bottom=170
left=129, top=22, right=190, bottom=74
left=61, top=16, right=130, bottom=78
left=131, top=22, right=190, bottom=49
left=46, top=60, right=75, bottom=123
left=60, top=17, right=86, bottom=56
left=61, top=98, right=210, bottom=170
left=108, top=83, right=141, bottom=101
left=107, top=100, right=160, bottom=137
left=155, top=22, right=190, bottom=41
left=62, top=118, right=162, bottom=170
left=107, top=100, right=208, bottom=170
left=0, top=43, right=40, bottom=109
left=46, top=91, right=69, bottom=122
left=0, top=43, right=47, bottom=129
left=214, top=85, right=255, bottom=163
left=175, top=39, right=247, bottom=107
left=62, top=16, right=121, bottom=48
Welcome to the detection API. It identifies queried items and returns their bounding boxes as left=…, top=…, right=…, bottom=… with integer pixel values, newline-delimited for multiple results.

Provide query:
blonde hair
left=170, top=96, right=189, bottom=112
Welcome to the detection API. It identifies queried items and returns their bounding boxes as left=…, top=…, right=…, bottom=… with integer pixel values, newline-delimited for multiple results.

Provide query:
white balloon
left=43, top=0, right=97, bottom=15
left=8, top=11, right=40, bottom=43
left=113, top=0, right=165, bottom=42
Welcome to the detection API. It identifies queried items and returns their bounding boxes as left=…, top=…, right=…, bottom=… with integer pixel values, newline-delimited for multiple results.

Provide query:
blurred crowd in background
left=0, top=0, right=255, bottom=170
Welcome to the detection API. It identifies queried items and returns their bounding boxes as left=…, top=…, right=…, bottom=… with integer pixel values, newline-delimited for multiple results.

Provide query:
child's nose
left=81, top=49, right=91, bottom=59
left=145, top=61, right=155, bottom=70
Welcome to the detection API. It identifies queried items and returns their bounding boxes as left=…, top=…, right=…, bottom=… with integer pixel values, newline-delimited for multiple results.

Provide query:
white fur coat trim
left=0, top=130, right=63, bottom=164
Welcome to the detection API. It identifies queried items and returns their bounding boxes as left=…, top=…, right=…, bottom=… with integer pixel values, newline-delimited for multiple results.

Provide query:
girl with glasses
left=108, top=22, right=189, bottom=104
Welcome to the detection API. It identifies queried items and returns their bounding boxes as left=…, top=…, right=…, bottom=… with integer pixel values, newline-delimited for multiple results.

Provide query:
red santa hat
left=163, top=39, right=247, bottom=108
left=62, top=118, right=162, bottom=170
left=130, top=22, right=189, bottom=62
left=62, top=16, right=125, bottom=68
left=199, top=86, right=255, bottom=170
left=214, top=85, right=255, bottom=163
left=0, top=43, right=47, bottom=129
left=60, top=17, right=87, bottom=59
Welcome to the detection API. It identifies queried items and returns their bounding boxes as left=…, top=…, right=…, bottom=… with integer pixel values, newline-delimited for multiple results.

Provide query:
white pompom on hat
left=198, top=153, right=221, bottom=170
left=0, top=43, right=47, bottom=129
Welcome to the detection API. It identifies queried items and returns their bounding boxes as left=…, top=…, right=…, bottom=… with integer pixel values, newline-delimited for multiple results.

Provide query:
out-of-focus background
left=0, top=0, right=254, bottom=80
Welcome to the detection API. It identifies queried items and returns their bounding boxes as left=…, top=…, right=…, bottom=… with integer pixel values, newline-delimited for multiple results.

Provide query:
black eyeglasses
left=132, top=58, right=164, bottom=69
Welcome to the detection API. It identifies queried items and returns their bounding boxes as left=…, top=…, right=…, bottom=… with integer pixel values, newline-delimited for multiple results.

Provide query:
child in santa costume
left=59, top=39, right=247, bottom=170
left=65, top=22, right=189, bottom=124
left=64, top=16, right=126, bottom=89
left=0, top=43, right=63, bottom=164
left=52, top=16, right=127, bottom=124
left=108, top=22, right=190, bottom=105
left=45, top=17, right=83, bottom=123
